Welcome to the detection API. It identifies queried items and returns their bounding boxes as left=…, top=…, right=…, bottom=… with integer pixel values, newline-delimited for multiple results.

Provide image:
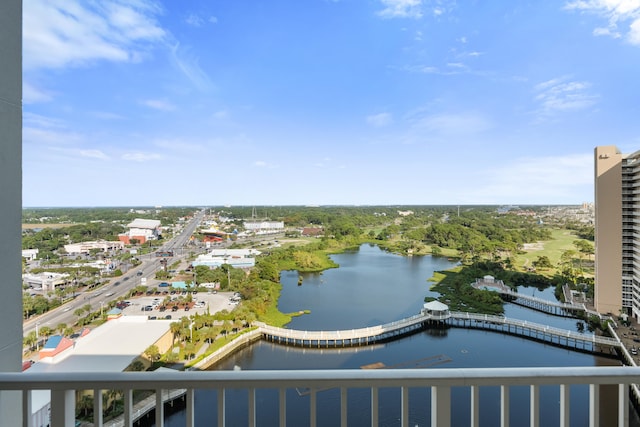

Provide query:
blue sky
left=22, top=0, right=640, bottom=207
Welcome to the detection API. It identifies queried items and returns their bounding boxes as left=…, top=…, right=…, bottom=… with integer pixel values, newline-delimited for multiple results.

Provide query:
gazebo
left=421, top=300, right=451, bottom=320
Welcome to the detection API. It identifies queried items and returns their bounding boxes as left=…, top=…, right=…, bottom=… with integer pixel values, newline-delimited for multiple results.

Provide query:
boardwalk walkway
left=471, top=278, right=601, bottom=318
left=256, top=311, right=620, bottom=353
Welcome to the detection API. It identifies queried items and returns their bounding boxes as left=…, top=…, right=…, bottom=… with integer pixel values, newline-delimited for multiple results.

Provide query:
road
left=23, top=209, right=206, bottom=337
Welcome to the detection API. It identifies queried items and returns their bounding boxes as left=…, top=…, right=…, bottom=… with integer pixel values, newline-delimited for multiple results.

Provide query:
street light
left=100, top=301, right=104, bottom=316
left=35, top=322, right=40, bottom=350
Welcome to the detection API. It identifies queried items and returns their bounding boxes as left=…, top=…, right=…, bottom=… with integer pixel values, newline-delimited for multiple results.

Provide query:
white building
left=118, top=218, right=162, bottom=244
left=23, top=272, right=70, bottom=293
left=22, top=248, right=39, bottom=261
left=64, top=240, right=124, bottom=255
left=192, top=249, right=260, bottom=269
left=243, top=221, right=284, bottom=234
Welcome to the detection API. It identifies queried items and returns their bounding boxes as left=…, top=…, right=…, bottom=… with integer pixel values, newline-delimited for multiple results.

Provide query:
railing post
left=431, top=385, right=451, bottom=427
left=341, top=387, right=348, bottom=427
left=619, top=384, right=629, bottom=427
left=123, top=389, right=133, bottom=427
left=589, top=384, right=599, bottom=427
left=156, top=388, right=164, bottom=427
left=185, top=388, right=195, bottom=427
left=51, top=389, right=75, bottom=427
left=470, top=385, right=480, bottom=427
left=218, top=388, right=226, bottom=427
left=530, top=385, right=539, bottom=427
left=93, top=389, right=103, bottom=427
left=248, top=388, right=256, bottom=427
left=22, top=390, right=32, bottom=427
left=371, top=387, right=379, bottom=427
left=501, top=385, right=509, bottom=427
left=279, top=388, right=286, bottom=427
left=310, top=388, right=317, bottom=427
left=401, top=386, right=409, bottom=427
left=560, top=384, right=570, bottom=427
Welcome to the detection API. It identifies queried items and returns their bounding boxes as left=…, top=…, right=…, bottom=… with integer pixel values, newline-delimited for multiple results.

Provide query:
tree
left=38, top=326, right=53, bottom=344
left=144, top=344, right=160, bottom=362
left=24, top=331, right=37, bottom=350
left=532, top=255, right=553, bottom=270
left=77, top=394, right=94, bottom=418
left=56, top=323, right=67, bottom=335
left=170, top=321, right=182, bottom=344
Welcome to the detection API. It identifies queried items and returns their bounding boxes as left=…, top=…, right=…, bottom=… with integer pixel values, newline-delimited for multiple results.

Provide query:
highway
left=23, top=209, right=206, bottom=338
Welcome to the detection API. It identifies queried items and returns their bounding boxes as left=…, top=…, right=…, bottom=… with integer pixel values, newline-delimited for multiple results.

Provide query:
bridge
left=470, top=277, right=601, bottom=318
left=256, top=310, right=620, bottom=354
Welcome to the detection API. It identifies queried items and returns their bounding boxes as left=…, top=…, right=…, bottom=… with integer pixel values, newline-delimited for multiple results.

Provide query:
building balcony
left=2, top=367, right=639, bottom=427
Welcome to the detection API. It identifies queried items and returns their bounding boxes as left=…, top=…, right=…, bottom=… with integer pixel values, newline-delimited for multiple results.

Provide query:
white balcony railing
left=2, top=366, right=640, bottom=427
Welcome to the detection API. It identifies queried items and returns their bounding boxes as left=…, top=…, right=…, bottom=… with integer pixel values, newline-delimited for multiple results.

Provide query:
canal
left=163, top=244, right=631, bottom=426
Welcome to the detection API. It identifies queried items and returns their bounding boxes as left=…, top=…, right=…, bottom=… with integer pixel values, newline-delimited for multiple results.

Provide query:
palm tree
left=39, top=326, right=52, bottom=341
left=23, top=331, right=37, bottom=350
left=169, top=321, right=181, bottom=345
left=76, top=394, right=93, bottom=418
left=56, top=323, right=67, bottom=335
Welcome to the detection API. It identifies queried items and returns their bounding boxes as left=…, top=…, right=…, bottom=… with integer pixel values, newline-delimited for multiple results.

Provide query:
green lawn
left=514, top=228, right=589, bottom=276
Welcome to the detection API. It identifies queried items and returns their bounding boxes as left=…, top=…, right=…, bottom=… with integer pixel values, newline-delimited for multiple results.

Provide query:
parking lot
left=120, top=290, right=239, bottom=320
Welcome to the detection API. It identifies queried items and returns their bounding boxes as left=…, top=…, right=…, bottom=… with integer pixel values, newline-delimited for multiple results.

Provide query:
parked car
left=159, top=282, right=170, bottom=287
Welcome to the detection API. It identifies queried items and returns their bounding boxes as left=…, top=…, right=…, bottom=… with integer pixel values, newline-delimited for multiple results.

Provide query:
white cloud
left=122, top=152, right=162, bottom=162
left=413, top=112, right=493, bottom=135
left=367, top=112, right=393, bottom=127
left=141, top=99, right=176, bottom=111
left=23, top=81, right=53, bottom=104
left=89, top=111, right=126, bottom=120
left=533, top=77, right=598, bottom=117
left=154, top=138, right=205, bottom=152
left=209, top=16, right=219, bottom=24
left=475, top=153, right=593, bottom=202
left=23, top=0, right=166, bottom=70
left=79, top=149, right=110, bottom=160
left=213, top=110, right=230, bottom=120
left=170, top=43, right=214, bottom=91
left=253, top=160, right=279, bottom=169
left=564, top=0, right=640, bottom=45
left=185, top=13, right=204, bottom=27
left=401, top=61, right=475, bottom=75
left=377, top=0, right=423, bottom=19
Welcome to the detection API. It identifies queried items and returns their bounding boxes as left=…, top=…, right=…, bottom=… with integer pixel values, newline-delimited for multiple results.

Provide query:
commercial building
left=594, top=145, right=640, bottom=318
left=118, top=218, right=162, bottom=244
left=243, top=220, right=284, bottom=234
left=192, top=249, right=261, bottom=269
left=23, top=272, right=70, bottom=293
left=63, top=240, right=124, bottom=254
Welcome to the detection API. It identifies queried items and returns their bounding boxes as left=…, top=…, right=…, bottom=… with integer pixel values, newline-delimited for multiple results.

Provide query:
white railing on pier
left=448, top=312, right=620, bottom=347
left=257, top=312, right=428, bottom=343
left=254, top=312, right=619, bottom=349
left=3, top=367, right=638, bottom=427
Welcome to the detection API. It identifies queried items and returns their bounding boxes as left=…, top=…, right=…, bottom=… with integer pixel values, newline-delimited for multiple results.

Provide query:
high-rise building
left=594, top=145, right=640, bottom=318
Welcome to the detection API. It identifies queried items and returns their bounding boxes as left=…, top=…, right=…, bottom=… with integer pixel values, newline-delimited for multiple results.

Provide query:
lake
left=163, top=244, right=628, bottom=426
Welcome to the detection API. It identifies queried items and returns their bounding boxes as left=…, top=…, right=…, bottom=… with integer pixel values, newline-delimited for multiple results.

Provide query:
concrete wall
left=594, top=146, right=623, bottom=315
left=0, top=0, right=23, bottom=424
